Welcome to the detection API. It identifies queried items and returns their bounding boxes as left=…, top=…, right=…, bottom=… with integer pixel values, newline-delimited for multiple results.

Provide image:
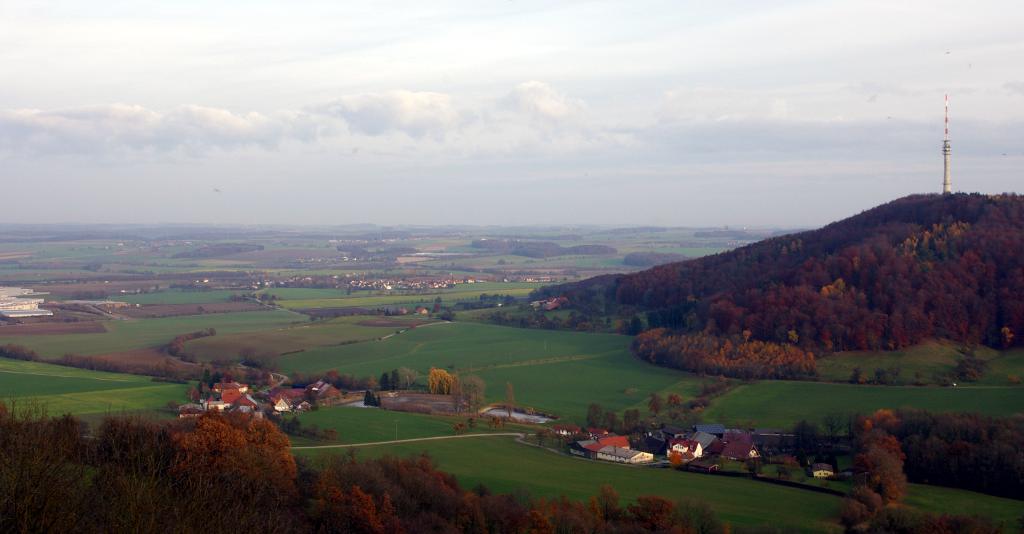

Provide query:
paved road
left=292, top=432, right=524, bottom=449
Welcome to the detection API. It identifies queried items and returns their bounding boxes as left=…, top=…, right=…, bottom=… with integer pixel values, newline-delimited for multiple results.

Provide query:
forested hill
left=540, top=194, right=1024, bottom=378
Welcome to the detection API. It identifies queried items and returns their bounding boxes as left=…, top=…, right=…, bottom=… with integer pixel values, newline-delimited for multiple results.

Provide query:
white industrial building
left=0, top=287, right=53, bottom=317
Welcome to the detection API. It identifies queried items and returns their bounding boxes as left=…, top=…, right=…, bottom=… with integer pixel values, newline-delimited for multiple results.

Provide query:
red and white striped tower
left=942, top=94, right=952, bottom=194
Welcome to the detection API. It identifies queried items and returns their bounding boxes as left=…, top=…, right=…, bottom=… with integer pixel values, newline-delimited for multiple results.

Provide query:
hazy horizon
left=3, top=1, right=1022, bottom=227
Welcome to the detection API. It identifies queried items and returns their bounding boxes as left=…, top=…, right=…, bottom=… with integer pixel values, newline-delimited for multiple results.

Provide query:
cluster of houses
left=556, top=423, right=835, bottom=478
left=268, top=379, right=343, bottom=412
left=177, top=379, right=344, bottom=418
left=566, top=430, right=656, bottom=464
left=178, top=382, right=261, bottom=418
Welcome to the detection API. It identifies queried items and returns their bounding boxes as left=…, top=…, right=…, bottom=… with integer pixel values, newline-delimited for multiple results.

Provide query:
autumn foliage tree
left=427, top=367, right=456, bottom=395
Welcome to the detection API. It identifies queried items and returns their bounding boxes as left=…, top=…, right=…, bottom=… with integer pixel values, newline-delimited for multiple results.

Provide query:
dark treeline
left=165, top=328, right=217, bottom=360
left=839, top=410, right=1008, bottom=533
left=877, top=410, right=1024, bottom=500
left=1, top=342, right=272, bottom=387
left=2, top=405, right=766, bottom=534
left=542, top=194, right=1024, bottom=377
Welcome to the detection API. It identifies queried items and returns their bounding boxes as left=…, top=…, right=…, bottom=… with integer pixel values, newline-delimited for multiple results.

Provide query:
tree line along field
left=0, top=310, right=303, bottom=358
left=0, top=358, right=186, bottom=415
left=294, top=435, right=1024, bottom=533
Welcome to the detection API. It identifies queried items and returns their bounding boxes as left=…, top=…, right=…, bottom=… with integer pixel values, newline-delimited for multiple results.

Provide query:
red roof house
left=597, top=435, right=631, bottom=449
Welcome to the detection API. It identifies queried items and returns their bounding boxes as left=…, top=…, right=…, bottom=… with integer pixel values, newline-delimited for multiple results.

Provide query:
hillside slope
left=542, top=194, right=1024, bottom=377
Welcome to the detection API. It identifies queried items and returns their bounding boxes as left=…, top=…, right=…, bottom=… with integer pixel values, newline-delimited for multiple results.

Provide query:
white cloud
left=315, top=90, right=465, bottom=138
left=501, top=81, right=585, bottom=124
left=0, top=104, right=315, bottom=154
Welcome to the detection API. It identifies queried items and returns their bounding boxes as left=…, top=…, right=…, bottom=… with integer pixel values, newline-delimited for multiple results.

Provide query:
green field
left=292, top=405, right=532, bottom=445
left=701, top=380, right=1024, bottom=428
left=300, top=436, right=843, bottom=533
left=279, top=323, right=703, bottom=422
left=0, top=358, right=186, bottom=415
left=183, top=316, right=414, bottom=362
left=112, top=289, right=245, bottom=304
left=274, top=287, right=538, bottom=310
left=815, top=341, right=1024, bottom=386
left=0, top=310, right=303, bottom=358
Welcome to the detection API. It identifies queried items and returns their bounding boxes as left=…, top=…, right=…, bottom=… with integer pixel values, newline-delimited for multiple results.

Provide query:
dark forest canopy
left=541, top=194, right=1024, bottom=377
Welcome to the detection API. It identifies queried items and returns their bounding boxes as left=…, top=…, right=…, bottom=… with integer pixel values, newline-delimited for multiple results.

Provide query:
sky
left=1, top=0, right=1022, bottom=228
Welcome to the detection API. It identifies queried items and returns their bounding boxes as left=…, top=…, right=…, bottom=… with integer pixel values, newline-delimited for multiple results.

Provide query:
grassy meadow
left=0, top=310, right=303, bottom=358
left=701, top=380, right=1024, bottom=428
left=0, top=358, right=186, bottom=415
left=182, top=316, right=408, bottom=362
left=815, top=340, right=1024, bottom=386
left=291, top=405, right=532, bottom=445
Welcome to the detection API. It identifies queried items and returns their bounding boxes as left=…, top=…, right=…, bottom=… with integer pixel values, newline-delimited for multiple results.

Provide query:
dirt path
left=292, top=432, right=524, bottom=449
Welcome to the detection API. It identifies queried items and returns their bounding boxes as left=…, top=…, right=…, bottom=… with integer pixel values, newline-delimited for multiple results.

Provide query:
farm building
left=596, top=446, right=653, bottom=464
left=570, top=440, right=599, bottom=458
left=692, top=423, right=726, bottom=437
left=688, top=460, right=721, bottom=473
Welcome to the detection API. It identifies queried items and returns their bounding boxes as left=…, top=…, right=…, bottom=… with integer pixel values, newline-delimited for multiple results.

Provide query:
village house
left=552, top=423, right=581, bottom=437
left=810, top=463, right=835, bottom=478
left=213, top=382, right=249, bottom=394
left=668, top=438, right=703, bottom=459
left=720, top=431, right=761, bottom=461
left=690, top=431, right=720, bottom=453
left=306, top=380, right=342, bottom=404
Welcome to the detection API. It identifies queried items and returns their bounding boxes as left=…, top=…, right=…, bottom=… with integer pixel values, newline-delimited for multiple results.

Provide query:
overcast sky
left=1, top=0, right=1022, bottom=227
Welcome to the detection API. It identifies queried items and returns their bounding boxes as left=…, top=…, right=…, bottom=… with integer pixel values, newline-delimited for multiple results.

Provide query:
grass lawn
left=701, top=380, right=1024, bottom=428
left=183, top=316, right=406, bottom=362
left=978, top=348, right=1024, bottom=385
left=291, top=405, right=532, bottom=445
left=0, top=358, right=187, bottom=415
left=279, top=322, right=705, bottom=422
left=0, top=310, right=304, bottom=358
left=903, top=482, right=1024, bottom=527
left=298, top=436, right=843, bottom=533
left=815, top=340, right=1015, bottom=385
left=112, top=289, right=245, bottom=305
